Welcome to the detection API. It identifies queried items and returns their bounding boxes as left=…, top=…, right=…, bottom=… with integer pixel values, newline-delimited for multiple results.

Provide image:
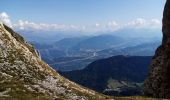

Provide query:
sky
left=0, top=0, right=166, bottom=33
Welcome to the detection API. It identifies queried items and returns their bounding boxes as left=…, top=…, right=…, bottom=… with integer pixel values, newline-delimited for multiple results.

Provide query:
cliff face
left=144, top=0, right=170, bottom=98
left=0, top=22, right=111, bottom=100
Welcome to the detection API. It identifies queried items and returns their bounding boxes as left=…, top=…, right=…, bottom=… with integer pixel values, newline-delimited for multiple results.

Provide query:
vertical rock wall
left=144, top=0, right=170, bottom=98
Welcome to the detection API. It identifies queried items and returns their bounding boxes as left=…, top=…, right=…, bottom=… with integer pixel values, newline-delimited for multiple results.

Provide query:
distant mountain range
left=60, top=56, right=152, bottom=96
left=71, top=35, right=124, bottom=51
left=98, top=41, right=161, bottom=57
left=16, top=28, right=161, bottom=71
left=18, top=27, right=162, bottom=44
left=30, top=34, right=160, bottom=71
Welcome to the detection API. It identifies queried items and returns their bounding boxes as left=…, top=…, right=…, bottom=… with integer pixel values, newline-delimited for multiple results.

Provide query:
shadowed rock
left=144, top=0, right=170, bottom=98
left=163, top=0, right=170, bottom=45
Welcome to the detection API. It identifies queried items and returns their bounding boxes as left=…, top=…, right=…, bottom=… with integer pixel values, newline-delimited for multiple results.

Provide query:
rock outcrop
left=0, top=22, right=112, bottom=100
left=144, top=0, right=170, bottom=98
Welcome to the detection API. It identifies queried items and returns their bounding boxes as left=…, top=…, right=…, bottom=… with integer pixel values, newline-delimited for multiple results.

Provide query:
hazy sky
left=0, top=0, right=166, bottom=32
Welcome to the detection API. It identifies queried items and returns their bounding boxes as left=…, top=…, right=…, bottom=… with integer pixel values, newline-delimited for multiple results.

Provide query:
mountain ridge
left=60, top=55, right=152, bottom=96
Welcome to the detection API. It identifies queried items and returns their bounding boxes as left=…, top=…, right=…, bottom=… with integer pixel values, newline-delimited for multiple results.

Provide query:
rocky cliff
left=0, top=22, right=112, bottom=100
left=144, top=0, right=170, bottom=98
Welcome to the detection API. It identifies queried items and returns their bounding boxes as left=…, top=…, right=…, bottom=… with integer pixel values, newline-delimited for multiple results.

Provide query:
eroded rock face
left=144, top=0, right=170, bottom=98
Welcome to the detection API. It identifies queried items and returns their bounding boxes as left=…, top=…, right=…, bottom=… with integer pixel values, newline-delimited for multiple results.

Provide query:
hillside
left=60, top=56, right=152, bottom=96
left=0, top=22, right=113, bottom=100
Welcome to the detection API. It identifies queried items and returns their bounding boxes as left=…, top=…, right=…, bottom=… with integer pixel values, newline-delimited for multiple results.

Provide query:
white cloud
left=106, top=21, right=120, bottom=31
left=0, top=12, right=13, bottom=27
left=150, top=19, right=162, bottom=27
left=0, top=12, right=162, bottom=33
left=95, top=23, right=100, bottom=27
left=13, top=20, right=83, bottom=32
left=127, top=18, right=147, bottom=27
left=85, top=21, right=119, bottom=33
left=125, top=18, right=162, bottom=29
left=12, top=19, right=161, bottom=34
left=13, top=20, right=120, bottom=33
left=108, top=21, right=118, bottom=27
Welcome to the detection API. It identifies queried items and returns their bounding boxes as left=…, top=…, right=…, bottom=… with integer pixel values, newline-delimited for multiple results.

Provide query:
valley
left=25, top=33, right=160, bottom=96
left=30, top=34, right=160, bottom=71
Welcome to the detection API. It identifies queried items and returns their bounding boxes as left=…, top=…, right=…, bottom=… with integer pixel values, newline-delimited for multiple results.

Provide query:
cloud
left=13, top=20, right=120, bottom=33
left=13, top=20, right=83, bottom=32
left=106, top=21, right=119, bottom=31
left=125, top=18, right=162, bottom=29
left=108, top=21, right=118, bottom=27
left=12, top=19, right=161, bottom=34
left=83, top=21, right=119, bottom=33
left=127, top=18, right=146, bottom=26
left=0, top=12, right=162, bottom=33
left=95, top=23, right=100, bottom=27
left=150, top=19, right=162, bottom=27
left=0, top=12, right=13, bottom=27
